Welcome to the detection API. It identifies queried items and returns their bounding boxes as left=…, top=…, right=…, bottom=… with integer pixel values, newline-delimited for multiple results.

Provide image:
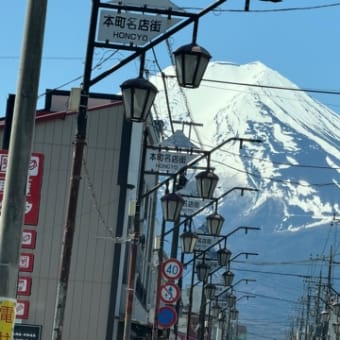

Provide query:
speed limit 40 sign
left=161, top=258, right=183, bottom=281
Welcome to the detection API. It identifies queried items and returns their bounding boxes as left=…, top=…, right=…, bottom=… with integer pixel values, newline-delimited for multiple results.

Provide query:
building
left=0, top=90, right=161, bottom=339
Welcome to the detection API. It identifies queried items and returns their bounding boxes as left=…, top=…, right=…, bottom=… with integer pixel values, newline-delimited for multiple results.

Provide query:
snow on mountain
left=151, top=61, right=340, bottom=339
left=152, top=61, right=339, bottom=231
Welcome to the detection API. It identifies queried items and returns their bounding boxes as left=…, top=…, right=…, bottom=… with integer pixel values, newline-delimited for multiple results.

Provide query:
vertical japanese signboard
left=0, top=150, right=44, bottom=225
left=0, top=298, right=16, bottom=340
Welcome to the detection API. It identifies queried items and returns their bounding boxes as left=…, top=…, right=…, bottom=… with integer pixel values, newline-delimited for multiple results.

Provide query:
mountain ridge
left=151, top=60, right=339, bottom=339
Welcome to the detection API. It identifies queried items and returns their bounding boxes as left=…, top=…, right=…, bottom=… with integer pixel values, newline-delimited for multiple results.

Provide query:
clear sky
left=1, top=0, right=340, bottom=116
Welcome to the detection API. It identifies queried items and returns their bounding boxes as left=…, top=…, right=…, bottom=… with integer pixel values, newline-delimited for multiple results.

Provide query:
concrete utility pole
left=0, top=0, right=47, bottom=335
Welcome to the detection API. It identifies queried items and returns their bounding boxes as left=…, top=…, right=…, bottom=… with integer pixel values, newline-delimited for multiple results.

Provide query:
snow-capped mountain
left=151, top=61, right=340, bottom=339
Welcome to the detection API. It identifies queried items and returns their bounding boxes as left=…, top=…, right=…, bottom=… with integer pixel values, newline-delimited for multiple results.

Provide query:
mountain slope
left=151, top=61, right=340, bottom=339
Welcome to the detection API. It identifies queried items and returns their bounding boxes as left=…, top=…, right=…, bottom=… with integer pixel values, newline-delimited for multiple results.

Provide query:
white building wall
left=1, top=101, right=125, bottom=339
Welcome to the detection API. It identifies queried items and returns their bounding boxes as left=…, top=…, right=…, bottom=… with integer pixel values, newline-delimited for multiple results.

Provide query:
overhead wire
left=37, top=49, right=122, bottom=100
left=150, top=47, right=175, bottom=134
left=192, top=140, right=340, bottom=170
left=182, top=2, right=340, bottom=13
left=211, top=158, right=338, bottom=188
left=162, top=74, right=340, bottom=97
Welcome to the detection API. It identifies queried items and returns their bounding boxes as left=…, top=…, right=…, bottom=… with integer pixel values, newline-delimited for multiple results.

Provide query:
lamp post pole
left=152, top=218, right=167, bottom=340
left=51, top=2, right=99, bottom=339
left=123, top=129, right=148, bottom=340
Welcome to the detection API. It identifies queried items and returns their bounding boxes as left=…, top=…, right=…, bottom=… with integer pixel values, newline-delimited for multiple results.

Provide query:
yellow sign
left=0, top=298, right=16, bottom=340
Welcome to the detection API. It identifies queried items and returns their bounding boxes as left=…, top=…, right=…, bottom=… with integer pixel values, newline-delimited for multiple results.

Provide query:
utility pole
left=0, top=0, right=47, bottom=337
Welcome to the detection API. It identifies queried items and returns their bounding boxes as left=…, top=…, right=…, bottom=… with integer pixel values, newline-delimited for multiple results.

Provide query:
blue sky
left=1, top=0, right=340, bottom=116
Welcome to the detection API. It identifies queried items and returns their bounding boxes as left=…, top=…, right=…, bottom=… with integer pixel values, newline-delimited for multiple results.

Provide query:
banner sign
left=0, top=151, right=44, bottom=225
left=145, top=149, right=197, bottom=174
left=97, top=10, right=180, bottom=46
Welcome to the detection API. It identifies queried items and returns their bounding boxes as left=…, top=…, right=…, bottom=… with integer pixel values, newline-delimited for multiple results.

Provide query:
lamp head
left=173, top=43, right=211, bottom=88
left=120, top=77, right=158, bottom=122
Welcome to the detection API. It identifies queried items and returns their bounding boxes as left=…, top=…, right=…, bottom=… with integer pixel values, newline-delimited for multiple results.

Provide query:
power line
left=197, top=142, right=340, bottom=170
left=164, top=74, right=340, bottom=97
left=213, top=159, right=338, bottom=188
left=183, top=2, right=340, bottom=13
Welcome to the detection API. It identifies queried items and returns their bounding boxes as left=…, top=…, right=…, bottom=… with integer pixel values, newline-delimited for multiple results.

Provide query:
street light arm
left=164, top=188, right=259, bottom=237
left=142, top=136, right=261, bottom=199
left=184, top=227, right=259, bottom=267
left=216, top=278, right=256, bottom=299
left=230, top=252, right=259, bottom=262
left=89, top=0, right=229, bottom=87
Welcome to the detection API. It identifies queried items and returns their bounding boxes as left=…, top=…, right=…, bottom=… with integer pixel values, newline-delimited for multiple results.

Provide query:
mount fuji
left=151, top=61, right=340, bottom=339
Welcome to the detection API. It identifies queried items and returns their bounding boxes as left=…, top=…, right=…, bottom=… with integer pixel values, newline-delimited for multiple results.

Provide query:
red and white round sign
left=161, top=258, right=183, bottom=281
left=160, top=281, right=181, bottom=304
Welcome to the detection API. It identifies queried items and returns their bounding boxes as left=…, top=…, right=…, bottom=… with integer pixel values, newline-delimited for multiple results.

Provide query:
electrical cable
left=194, top=140, right=340, bottom=170
left=163, top=74, right=340, bottom=97
left=151, top=47, right=175, bottom=134
left=183, top=2, right=340, bottom=13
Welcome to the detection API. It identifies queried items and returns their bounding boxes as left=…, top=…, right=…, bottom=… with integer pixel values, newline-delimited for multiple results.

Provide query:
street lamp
left=180, top=230, right=198, bottom=253
left=227, top=293, right=237, bottom=308
left=223, top=270, right=235, bottom=287
left=173, top=43, right=211, bottom=88
left=206, top=212, right=225, bottom=236
left=205, top=283, right=217, bottom=300
left=160, top=192, right=185, bottom=222
left=230, top=308, right=239, bottom=320
left=173, top=19, right=211, bottom=88
left=195, top=169, right=219, bottom=199
left=217, top=248, right=232, bottom=266
left=120, top=76, right=158, bottom=122
left=196, top=262, right=211, bottom=282
left=211, top=303, right=222, bottom=319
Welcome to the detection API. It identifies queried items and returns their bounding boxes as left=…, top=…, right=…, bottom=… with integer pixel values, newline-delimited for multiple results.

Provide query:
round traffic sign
left=160, top=281, right=181, bottom=304
left=157, top=306, right=177, bottom=328
left=161, top=258, right=183, bottom=281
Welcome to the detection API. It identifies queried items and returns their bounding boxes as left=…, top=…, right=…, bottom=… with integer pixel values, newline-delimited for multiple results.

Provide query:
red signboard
left=19, top=253, right=34, bottom=272
left=16, top=301, right=30, bottom=319
left=17, top=277, right=32, bottom=296
left=21, top=230, right=37, bottom=249
left=0, top=150, right=44, bottom=225
left=160, top=281, right=181, bottom=304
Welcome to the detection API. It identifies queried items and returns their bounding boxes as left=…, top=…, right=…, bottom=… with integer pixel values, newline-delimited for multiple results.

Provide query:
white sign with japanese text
left=145, top=149, right=197, bottom=174
left=97, top=10, right=180, bottom=46
left=194, top=235, right=219, bottom=252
